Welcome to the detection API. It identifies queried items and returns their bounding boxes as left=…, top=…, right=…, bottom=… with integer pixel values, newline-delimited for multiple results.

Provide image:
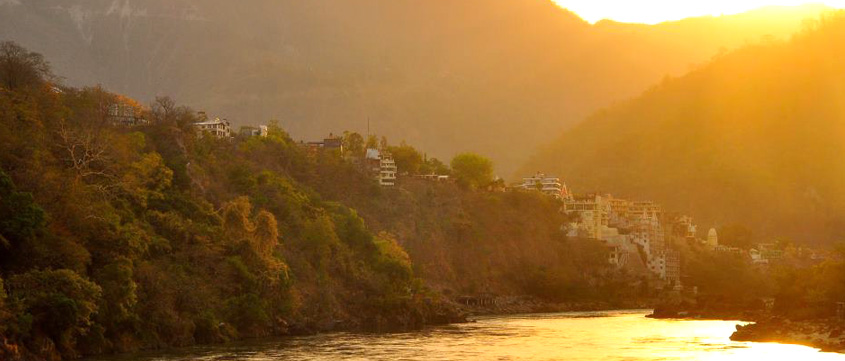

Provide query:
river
left=93, top=310, right=845, bottom=360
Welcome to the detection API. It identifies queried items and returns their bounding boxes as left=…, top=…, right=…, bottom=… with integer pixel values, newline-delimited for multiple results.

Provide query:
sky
left=552, top=0, right=845, bottom=24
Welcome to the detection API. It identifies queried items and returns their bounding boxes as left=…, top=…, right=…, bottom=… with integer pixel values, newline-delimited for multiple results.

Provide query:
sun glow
left=552, top=0, right=845, bottom=24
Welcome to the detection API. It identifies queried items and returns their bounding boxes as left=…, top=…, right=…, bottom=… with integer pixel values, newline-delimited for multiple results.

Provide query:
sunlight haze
left=553, top=0, right=845, bottom=23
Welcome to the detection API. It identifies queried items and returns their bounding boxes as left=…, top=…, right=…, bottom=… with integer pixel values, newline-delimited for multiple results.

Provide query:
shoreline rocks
left=731, top=318, right=845, bottom=353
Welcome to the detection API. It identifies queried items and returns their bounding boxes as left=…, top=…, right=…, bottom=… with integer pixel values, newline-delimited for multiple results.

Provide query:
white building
left=519, top=172, right=570, bottom=199
left=707, top=228, right=719, bottom=248
left=365, top=148, right=397, bottom=186
left=379, top=153, right=397, bottom=186
left=194, top=118, right=231, bottom=138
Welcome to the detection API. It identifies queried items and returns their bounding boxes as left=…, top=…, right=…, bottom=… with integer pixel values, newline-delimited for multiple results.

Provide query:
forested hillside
left=521, top=12, right=845, bottom=243
left=0, top=0, right=827, bottom=174
left=0, top=43, right=640, bottom=361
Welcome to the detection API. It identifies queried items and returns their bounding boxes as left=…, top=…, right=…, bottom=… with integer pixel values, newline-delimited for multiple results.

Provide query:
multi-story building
left=379, top=153, right=397, bottom=186
left=519, top=172, right=570, bottom=199
left=563, top=194, right=611, bottom=240
left=629, top=201, right=663, bottom=222
left=194, top=118, right=231, bottom=138
left=665, top=250, right=681, bottom=282
left=365, top=148, right=398, bottom=186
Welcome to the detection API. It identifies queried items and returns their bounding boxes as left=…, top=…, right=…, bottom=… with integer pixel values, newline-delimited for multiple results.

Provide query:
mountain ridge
left=0, top=0, right=831, bottom=174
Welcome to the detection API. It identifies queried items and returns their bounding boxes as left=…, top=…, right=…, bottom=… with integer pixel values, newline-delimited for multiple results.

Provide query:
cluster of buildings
left=299, top=133, right=399, bottom=187
left=515, top=172, right=695, bottom=289
left=515, top=170, right=833, bottom=291
left=562, top=193, right=684, bottom=288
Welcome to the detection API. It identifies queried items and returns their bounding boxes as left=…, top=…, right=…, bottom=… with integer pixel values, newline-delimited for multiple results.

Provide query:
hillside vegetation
left=0, top=43, right=640, bottom=361
left=521, top=12, right=845, bottom=243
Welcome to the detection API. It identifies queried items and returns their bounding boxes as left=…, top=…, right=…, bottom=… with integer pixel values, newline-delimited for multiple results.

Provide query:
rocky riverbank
left=646, top=304, right=761, bottom=322
left=647, top=303, right=845, bottom=354
left=456, top=295, right=654, bottom=316
left=731, top=317, right=845, bottom=353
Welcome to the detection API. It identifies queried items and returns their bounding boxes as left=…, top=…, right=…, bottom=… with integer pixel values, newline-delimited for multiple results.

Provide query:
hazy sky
left=553, top=0, right=845, bottom=24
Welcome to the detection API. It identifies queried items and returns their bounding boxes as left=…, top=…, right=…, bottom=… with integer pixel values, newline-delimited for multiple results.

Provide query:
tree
left=0, top=170, right=46, bottom=252
left=253, top=210, right=279, bottom=256
left=420, top=157, right=450, bottom=175
left=121, top=152, right=174, bottom=208
left=8, top=270, right=102, bottom=358
left=450, top=153, right=494, bottom=189
left=388, top=142, right=423, bottom=175
left=342, top=131, right=365, bottom=157
left=150, top=96, right=176, bottom=125
left=365, top=135, right=378, bottom=150
left=95, top=257, right=137, bottom=332
left=222, top=197, right=255, bottom=240
left=0, top=41, right=53, bottom=91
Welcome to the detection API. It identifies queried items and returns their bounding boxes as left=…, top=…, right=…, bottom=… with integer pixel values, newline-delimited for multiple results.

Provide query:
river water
left=97, top=310, right=845, bottom=361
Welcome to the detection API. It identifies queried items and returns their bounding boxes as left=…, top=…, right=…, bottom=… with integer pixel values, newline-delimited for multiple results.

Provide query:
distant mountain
left=0, top=0, right=830, bottom=174
left=520, top=13, right=845, bottom=243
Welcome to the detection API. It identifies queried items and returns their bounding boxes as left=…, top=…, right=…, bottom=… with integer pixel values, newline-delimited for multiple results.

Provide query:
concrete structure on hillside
left=194, top=117, right=231, bottom=138
left=416, top=174, right=450, bottom=182
left=563, top=190, right=685, bottom=286
left=239, top=125, right=268, bottom=137
left=518, top=172, right=570, bottom=199
left=305, top=133, right=344, bottom=153
left=674, top=215, right=697, bottom=239
left=707, top=228, right=719, bottom=248
left=563, top=194, right=611, bottom=240
left=365, top=148, right=398, bottom=186
left=665, top=249, right=681, bottom=287
left=366, top=148, right=381, bottom=170
left=108, top=102, right=146, bottom=127
left=379, top=153, right=397, bottom=186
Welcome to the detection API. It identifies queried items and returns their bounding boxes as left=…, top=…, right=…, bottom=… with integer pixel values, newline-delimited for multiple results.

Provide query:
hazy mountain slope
left=0, top=0, right=828, bottom=174
left=521, top=13, right=845, bottom=243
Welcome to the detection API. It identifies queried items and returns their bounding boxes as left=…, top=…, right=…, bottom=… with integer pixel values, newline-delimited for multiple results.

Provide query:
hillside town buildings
left=562, top=191, right=684, bottom=288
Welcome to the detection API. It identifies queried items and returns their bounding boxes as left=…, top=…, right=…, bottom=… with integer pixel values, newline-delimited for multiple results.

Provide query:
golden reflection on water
left=94, top=310, right=845, bottom=361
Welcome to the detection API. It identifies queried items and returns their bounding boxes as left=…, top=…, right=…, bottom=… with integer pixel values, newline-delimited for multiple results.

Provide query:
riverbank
left=456, top=295, right=654, bottom=317
left=647, top=304, right=845, bottom=354
left=76, top=310, right=840, bottom=361
left=645, top=304, right=760, bottom=322
left=731, top=317, right=845, bottom=353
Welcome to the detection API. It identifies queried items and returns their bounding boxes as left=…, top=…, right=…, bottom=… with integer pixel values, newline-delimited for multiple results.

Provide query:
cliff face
left=0, top=0, right=825, bottom=174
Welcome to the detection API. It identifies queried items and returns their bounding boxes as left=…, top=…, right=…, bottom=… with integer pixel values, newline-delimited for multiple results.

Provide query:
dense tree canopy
left=450, top=153, right=494, bottom=189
